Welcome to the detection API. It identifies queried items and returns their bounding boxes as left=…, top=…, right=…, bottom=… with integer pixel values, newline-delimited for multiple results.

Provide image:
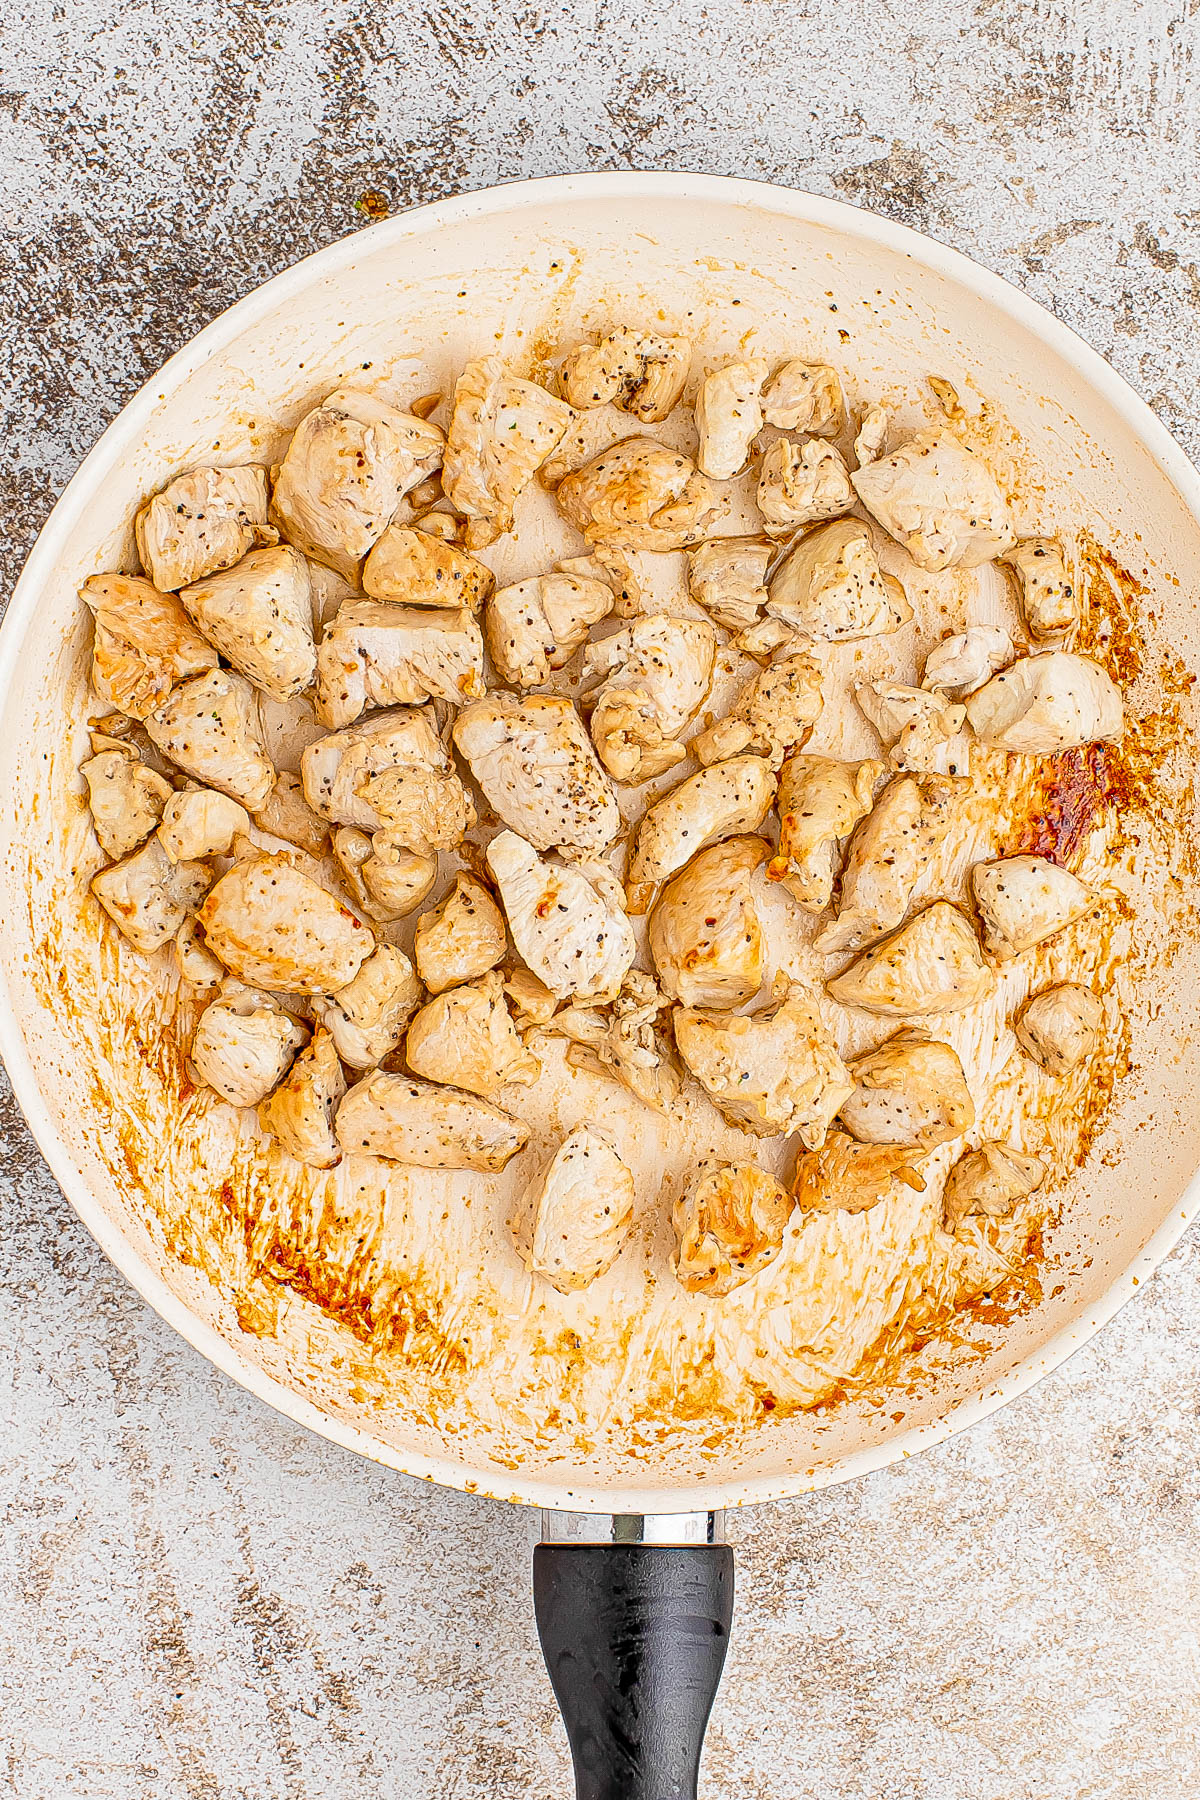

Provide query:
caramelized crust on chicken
left=556, top=439, right=722, bottom=552
left=414, top=875, right=507, bottom=995
left=406, top=970, right=540, bottom=1099
left=362, top=524, right=495, bottom=609
left=672, top=1164, right=795, bottom=1295
left=559, top=327, right=691, bottom=422
left=648, top=836, right=768, bottom=1009
left=793, top=1132, right=927, bottom=1216
left=82, top=573, right=219, bottom=721
left=199, top=852, right=375, bottom=994
left=769, top=755, right=883, bottom=912
left=691, top=651, right=823, bottom=767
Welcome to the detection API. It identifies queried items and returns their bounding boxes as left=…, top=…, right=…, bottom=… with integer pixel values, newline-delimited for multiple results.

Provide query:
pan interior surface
left=2, top=177, right=1199, bottom=1511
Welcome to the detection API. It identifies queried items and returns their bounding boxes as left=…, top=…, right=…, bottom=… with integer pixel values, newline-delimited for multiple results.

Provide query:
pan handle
left=533, top=1513, right=733, bottom=1800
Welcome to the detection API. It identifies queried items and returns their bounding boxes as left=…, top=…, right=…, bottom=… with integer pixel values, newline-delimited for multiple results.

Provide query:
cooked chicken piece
left=174, top=916, right=225, bottom=993
left=405, top=969, right=540, bottom=1099
left=769, top=754, right=883, bottom=912
left=484, top=573, right=614, bottom=689
left=761, top=361, right=844, bottom=435
left=851, top=427, right=1016, bottom=571
left=672, top=1164, right=795, bottom=1296
left=302, top=706, right=459, bottom=833
left=648, top=835, right=767, bottom=1009
left=816, top=774, right=960, bottom=955
left=686, top=537, right=771, bottom=631
left=442, top=356, right=573, bottom=546
left=583, top=614, right=717, bottom=782
left=827, top=901, right=994, bottom=1016
left=675, top=978, right=852, bottom=1146
left=158, top=788, right=249, bottom=862
left=270, top=387, right=444, bottom=577
left=81, top=744, right=173, bottom=860
left=1014, top=983, right=1104, bottom=1076
left=971, top=855, right=1096, bottom=961
left=311, top=944, right=422, bottom=1069
left=734, top=616, right=807, bottom=661
left=145, top=669, right=276, bottom=810
left=314, top=600, right=484, bottom=728
left=556, top=439, right=722, bottom=552
left=199, top=852, right=375, bottom=994
left=794, top=1132, right=927, bottom=1216
left=854, top=406, right=888, bottom=467
left=335, top=1069, right=528, bottom=1170
left=1002, top=538, right=1079, bottom=642
left=626, top=755, right=775, bottom=913
left=556, top=544, right=642, bottom=620
left=413, top=875, right=507, bottom=994
left=331, top=827, right=437, bottom=923
left=767, top=519, right=912, bottom=642
left=91, top=834, right=211, bottom=956
left=558, top=327, right=691, bottom=423
left=135, top=464, right=273, bottom=592
left=81, top=573, right=219, bottom=720
left=362, top=523, right=494, bottom=609
left=257, top=1028, right=346, bottom=1168
left=354, top=755, right=476, bottom=855
left=253, top=772, right=330, bottom=857
left=922, top=625, right=1013, bottom=696
left=453, top=693, right=620, bottom=852
left=177, top=545, right=315, bottom=702
left=550, top=969, right=681, bottom=1113
left=756, top=438, right=854, bottom=535
left=510, top=1125, right=635, bottom=1293
left=965, top=651, right=1122, bottom=753
left=691, top=651, right=824, bottom=767
left=503, top=966, right=560, bottom=1029
left=695, top=358, right=769, bottom=479
left=855, top=680, right=967, bottom=774
left=190, top=979, right=308, bottom=1108
left=485, top=831, right=636, bottom=1003
left=840, top=1029, right=975, bottom=1148
left=409, top=508, right=462, bottom=544
left=942, top=1142, right=1045, bottom=1231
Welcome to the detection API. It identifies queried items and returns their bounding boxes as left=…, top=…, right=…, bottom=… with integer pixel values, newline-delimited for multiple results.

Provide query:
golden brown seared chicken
left=257, top=1028, right=346, bottom=1168
left=158, top=788, right=250, bottom=862
left=756, top=438, right=854, bottom=535
left=1002, top=538, right=1079, bottom=642
left=793, top=1132, right=927, bottom=1216
left=827, top=901, right=994, bottom=1016
left=556, top=439, right=723, bottom=552
left=81, top=573, right=219, bottom=721
left=686, top=537, right=771, bottom=632
left=648, top=836, right=767, bottom=1009
left=484, top=572, right=615, bottom=689
left=583, top=614, right=717, bottom=782
left=180, top=545, right=316, bottom=702
left=81, top=742, right=174, bottom=860
left=405, top=970, right=540, bottom=1099
left=672, top=1164, right=795, bottom=1296
left=485, top=830, right=636, bottom=1003
left=851, top=427, right=1016, bottom=571
left=971, top=855, right=1097, bottom=961
left=314, top=600, right=484, bottom=728
left=839, top=1029, right=975, bottom=1149
left=136, top=464, right=274, bottom=592
left=815, top=773, right=961, bottom=955
left=413, top=875, right=507, bottom=995
left=91, top=835, right=211, bottom=956
left=362, top=523, right=495, bottom=610
left=335, top=1070, right=529, bottom=1170
left=302, top=707, right=467, bottom=839
left=769, top=754, right=883, bottom=912
left=694, top=358, right=768, bottom=479
left=190, top=979, right=308, bottom=1108
left=442, top=356, right=574, bottom=547
left=1014, top=983, right=1104, bottom=1076
left=761, top=361, right=844, bottom=435
left=145, top=668, right=276, bottom=810
left=510, top=1124, right=635, bottom=1293
left=965, top=651, right=1122, bottom=753
left=941, top=1142, right=1045, bottom=1231
left=690, top=651, right=823, bottom=768
left=312, top=944, right=423, bottom=1069
left=766, top=519, right=912, bottom=642
left=199, top=852, right=375, bottom=994
left=453, top=693, right=620, bottom=852
left=332, top=827, right=437, bottom=924
left=625, top=755, right=775, bottom=913
left=558, top=327, right=691, bottom=422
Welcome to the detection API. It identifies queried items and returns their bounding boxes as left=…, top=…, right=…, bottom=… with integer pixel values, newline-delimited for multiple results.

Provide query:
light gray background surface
left=3, top=3, right=1200, bottom=1795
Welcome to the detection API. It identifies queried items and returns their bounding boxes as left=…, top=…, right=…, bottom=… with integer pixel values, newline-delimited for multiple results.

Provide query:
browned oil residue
left=1005, top=743, right=1118, bottom=866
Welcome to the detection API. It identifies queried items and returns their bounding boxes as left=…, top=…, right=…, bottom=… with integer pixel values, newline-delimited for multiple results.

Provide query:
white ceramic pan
left=3, top=174, right=1199, bottom=1797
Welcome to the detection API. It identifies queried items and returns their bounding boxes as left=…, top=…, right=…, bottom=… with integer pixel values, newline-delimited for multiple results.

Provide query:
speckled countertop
left=3, top=4, right=1200, bottom=1796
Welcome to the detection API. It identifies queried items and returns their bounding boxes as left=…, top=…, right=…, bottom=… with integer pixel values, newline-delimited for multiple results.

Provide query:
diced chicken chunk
left=312, top=944, right=422, bottom=1069
left=794, top=1133, right=927, bottom=1216
left=503, top=966, right=560, bottom=1029
left=484, top=573, right=614, bottom=689
left=556, top=439, right=722, bottom=552
left=695, top=358, right=768, bottom=479
left=971, top=855, right=1096, bottom=961
left=270, top=387, right=444, bottom=577
left=1014, top=983, right=1104, bottom=1076
left=314, top=600, right=484, bottom=728
left=81, top=744, right=173, bottom=860
left=81, top=573, right=219, bottom=721
left=816, top=773, right=960, bottom=955
left=331, top=828, right=437, bottom=922
left=923, top=626, right=1013, bottom=696
left=851, top=427, right=1016, bottom=571
left=136, top=464, right=273, bottom=592
left=91, top=834, right=211, bottom=955
left=179, top=545, right=315, bottom=701
left=942, top=1142, right=1045, bottom=1231
left=756, top=438, right=854, bottom=535
left=549, top=970, right=680, bottom=1113
left=485, top=830, right=636, bottom=1003
left=761, top=361, right=844, bottom=435
left=405, top=970, right=540, bottom=1099
left=158, top=788, right=249, bottom=862
left=558, top=327, right=691, bottom=422
left=335, top=1070, right=528, bottom=1170
left=674, top=978, right=852, bottom=1146
left=648, top=836, right=767, bottom=1009
left=257, top=1028, right=346, bottom=1168
left=839, top=1029, right=975, bottom=1148
left=687, top=537, right=771, bottom=631
left=145, top=669, right=276, bottom=810
left=691, top=651, right=823, bottom=767
left=302, top=707, right=462, bottom=834
left=199, top=852, right=375, bottom=993
left=1002, top=538, right=1079, bottom=642
left=827, top=901, right=994, bottom=1016
left=625, top=755, right=775, bottom=913
left=174, top=917, right=225, bottom=993
left=768, top=755, right=883, bottom=912
left=556, top=545, right=642, bottom=620
left=583, top=614, right=716, bottom=782
left=767, top=519, right=912, bottom=642
left=853, top=406, right=888, bottom=467
left=413, top=874, right=507, bottom=994
left=965, top=651, right=1123, bottom=753
left=362, top=523, right=494, bottom=609
left=855, top=680, right=967, bottom=774
left=510, top=1125, right=635, bottom=1293
left=442, top=356, right=573, bottom=546
left=190, top=979, right=308, bottom=1107
left=672, top=1164, right=795, bottom=1296
left=254, top=773, right=329, bottom=857
left=453, top=693, right=620, bottom=852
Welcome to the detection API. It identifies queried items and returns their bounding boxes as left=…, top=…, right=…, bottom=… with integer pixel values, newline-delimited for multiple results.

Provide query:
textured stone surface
left=3, top=2, right=1200, bottom=1795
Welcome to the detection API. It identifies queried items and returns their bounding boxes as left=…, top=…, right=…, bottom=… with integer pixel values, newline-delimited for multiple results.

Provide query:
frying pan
left=3, top=173, right=1200, bottom=1798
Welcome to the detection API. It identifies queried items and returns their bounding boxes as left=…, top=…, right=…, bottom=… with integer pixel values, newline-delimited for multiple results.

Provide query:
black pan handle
left=533, top=1530, right=734, bottom=1800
